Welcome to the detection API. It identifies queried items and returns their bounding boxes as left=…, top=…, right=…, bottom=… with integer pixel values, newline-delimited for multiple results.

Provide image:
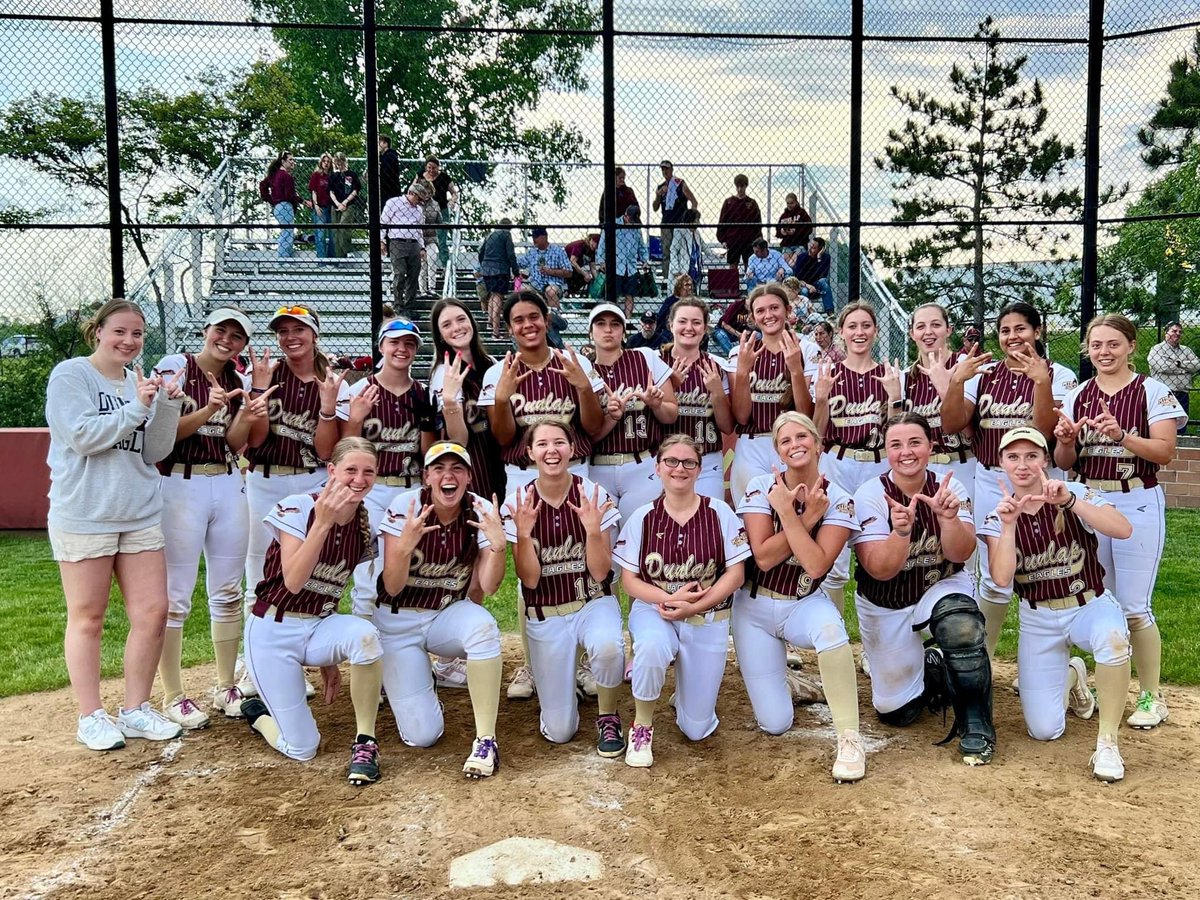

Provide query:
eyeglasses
left=661, top=457, right=700, bottom=470
left=275, top=305, right=311, bottom=317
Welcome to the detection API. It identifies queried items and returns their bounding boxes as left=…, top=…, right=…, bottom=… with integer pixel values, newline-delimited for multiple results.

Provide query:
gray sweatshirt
left=45, top=356, right=183, bottom=534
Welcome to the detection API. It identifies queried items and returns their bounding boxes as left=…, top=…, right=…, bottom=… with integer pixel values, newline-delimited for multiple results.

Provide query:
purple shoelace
left=630, top=724, right=652, bottom=750
left=351, top=742, right=377, bottom=764
left=178, top=697, right=201, bottom=715
left=598, top=714, right=621, bottom=742
left=474, top=737, right=497, bottom=759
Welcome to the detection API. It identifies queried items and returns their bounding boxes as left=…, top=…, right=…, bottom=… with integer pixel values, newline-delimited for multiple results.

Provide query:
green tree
left=871, top=18, right=1105, bottom=329
left=1137, top=30, right=1200, bottom=170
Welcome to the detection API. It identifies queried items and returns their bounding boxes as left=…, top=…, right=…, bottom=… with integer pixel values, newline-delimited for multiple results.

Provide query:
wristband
left=1062, top=493, right=1077, bottom=511
left=250, top=387, right=267, bottom=395
left=319, top=410, right=337, bottom=421
left=1116, top=428, right=1127, bottom=443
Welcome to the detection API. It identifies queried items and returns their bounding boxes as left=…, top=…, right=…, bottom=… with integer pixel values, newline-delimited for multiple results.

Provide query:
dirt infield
left=4, top=638, right=1199, bottom=900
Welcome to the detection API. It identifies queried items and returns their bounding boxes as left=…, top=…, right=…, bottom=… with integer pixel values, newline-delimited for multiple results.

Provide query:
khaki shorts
left=49, top=524, right=165, bottom=563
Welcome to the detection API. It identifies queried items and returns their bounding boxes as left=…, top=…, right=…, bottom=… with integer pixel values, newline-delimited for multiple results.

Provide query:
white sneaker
left=787, top=668, right=825, bottom=705
left=859, top=653, right=871, bottom=677
left=76, top=709, right=125, bottom=751
left=463, top=736, right=500, bottom=778
left=234, top=659, right=258, bottom=698
left=576, top=658, right=599, bottom=698
left=304, top=673, right=316, bottom=699
left=1012, top=674, right=1021, bottom=696
left=212, top=685, right=246, bottom=718
left=832, top=729, right=867, bottom=782
left=506, top=665, right=536, bottom=700
left=117, top=702, right=183, bottom=741
left=433, top=657, right=469, bottom=689
left=1067, top=657, right=1096, bottom=720
left=786, top=643, right=804, bottom=670
left=1127, top=690, right=1169, bottom=729
left=625, top=723, right=654, bottom=768
left=1090, top=735, right=1125, bottom=782
left=164, top=695, right=210, bottom=730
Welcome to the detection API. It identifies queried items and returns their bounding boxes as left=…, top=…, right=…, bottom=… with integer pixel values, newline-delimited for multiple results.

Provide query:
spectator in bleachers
left=565, top=233, right=599, bottom=295
left=716, top=174, right=762, bottom=268
left=960, top=325, right=983, bottom=357
left=381, top=181, right=431, bottom=315
left=812, top=320, right=844, bottom=363
left=414, top=157, right=459, bottom=261
left=652, top=160, right=698, bottom=279
left=713, top=295, right=751, bottom=355
left=791, top=236, right=833, bottom=314
left=377, top=135, right=401, bottom=213
left=654, top=274, right=696, bottom=346
left=776, top=192, right=813, bottom=264
left=595, top=205, right=648, bottom=319
left=266, top=152, right=308, bottom=258
left=477, top=218, right=520, bottom=339
left=626, top=311, right=666, bottom=350
left=598, top=166, right=639, bottom=224
left=667, top=209, right=704, bottom=288
left=329, top=153, right=362, bottom=259
left=744, top=238, right=789, bottom=289
left=308, top=154, right=334, bottom=259
left=416, top=184, right=442, bottom=298
left=1149, top=321, right=1200, bottom=432
left=523, top=228, right=572, bottom=308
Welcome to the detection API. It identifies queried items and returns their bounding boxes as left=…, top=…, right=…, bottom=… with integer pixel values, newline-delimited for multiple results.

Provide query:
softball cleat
left=463, top=737, right=500, bottom=779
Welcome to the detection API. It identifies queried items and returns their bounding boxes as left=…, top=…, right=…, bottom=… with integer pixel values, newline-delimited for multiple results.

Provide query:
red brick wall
left=1160, top=438, right=1200, bottom=508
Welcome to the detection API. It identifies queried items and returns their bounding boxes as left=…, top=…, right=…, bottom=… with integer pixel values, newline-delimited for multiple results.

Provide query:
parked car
left=0, top=335, right=41, bottom=357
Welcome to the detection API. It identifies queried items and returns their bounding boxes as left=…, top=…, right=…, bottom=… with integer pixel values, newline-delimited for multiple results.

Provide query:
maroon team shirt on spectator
left=308, top=170, right=332, bottom=207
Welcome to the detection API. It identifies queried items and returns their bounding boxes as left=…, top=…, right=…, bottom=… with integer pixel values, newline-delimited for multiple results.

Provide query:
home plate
left=448, top=837, right=602, bottom=888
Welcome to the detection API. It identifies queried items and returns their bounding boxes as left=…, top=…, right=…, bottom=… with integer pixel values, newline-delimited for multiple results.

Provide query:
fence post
left=191, top=230, right=203, bottom=313
left=99, top=0, right=124, bottom=298
left=848, top=0, right=864, bottom=303
left=1079, top=0, right=1105, bottom=380
left=363, top=0, right=384, bottom=356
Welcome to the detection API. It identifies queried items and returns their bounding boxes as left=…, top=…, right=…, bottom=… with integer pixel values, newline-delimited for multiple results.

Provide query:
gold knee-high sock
left=159, top=626, right=185, bottom=703
left=817, top=643, right=860, bottom=735
left=1129, top=623, right=1162, bottom=696
left=1095, top=660, right=1131, bottom=741
left=210, top=618, right=242, bottom=690
left=597, top=684, right=621, bottom=717
left=980, top=600, right=1009, bottom=659
left=350, top=659, right=384, bottom=739
left=250, top=709, right=282, bottom=749
left=634, top=698, right=657, bottom=728
left=467, top=657, right=502, bottom=738
left=826, top=586, right=845, bottom=617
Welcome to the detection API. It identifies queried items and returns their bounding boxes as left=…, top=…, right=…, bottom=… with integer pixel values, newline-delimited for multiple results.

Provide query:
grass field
left=3, top=510, right=1200, bottom=698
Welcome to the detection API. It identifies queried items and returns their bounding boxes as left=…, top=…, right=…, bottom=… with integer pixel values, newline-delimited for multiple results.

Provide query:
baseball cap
left=659, top=159, right=673, bottom=168
left=640, top=311, right=657, bottom=324
left=588, top=303, right=627, bottom=328
left=408, top=181, right=432, bottom=200
left=624, top=205, right=641, bottom=223
left=424, top=441, right=471, bottom=468
left=964, top=326, right=983, bottom=341
left=268, top=305, right=320, bottom=335
left=204, top=307, right=254, bottom=337
left=377, top=317, right=423, bottom=347
left=998, top=426, right=1048, bottom=452
left=531, top=227, right=548, bottom=239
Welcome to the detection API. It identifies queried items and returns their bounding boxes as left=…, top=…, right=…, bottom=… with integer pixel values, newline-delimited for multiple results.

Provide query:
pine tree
left=1137, top=30, right=1200, bottom=170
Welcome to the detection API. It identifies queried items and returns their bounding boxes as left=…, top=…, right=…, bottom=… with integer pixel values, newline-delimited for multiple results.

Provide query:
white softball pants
left=820, top=452, right=889, bottom=594
left=1095, top=485, right=1165, bottom=628
left=589, top=456, right=660, bottom=523
left=729, top=434, right=777, bottom=508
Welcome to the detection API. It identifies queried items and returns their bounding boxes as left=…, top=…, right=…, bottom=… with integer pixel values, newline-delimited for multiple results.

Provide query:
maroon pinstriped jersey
left=430, top=363, right=503, bottom=500
left=904, top=363, right=968, bottom=457
left=492, top=362, right=595, bottom=467
left=969, top=365, right=1035, bottom=468
left=734, top=346, right=796, bottom=436
left=154, top=353, right=243, bottom=472
left=745, top=477, right=847, bottom=601
left=352, top=376, right=439, bottom=478
left=823, top=362, right=887, bottom=449
left=855, top=472, right=965, bottom=610
left=252, top=497, right=370, bottom=618
left=593, top=349, right=659, bottom=456
left=375, top=487, right=479, bottom=611
left=247, top=364, right=322, bottom=471
left=637, top=497, right=729, bottom=609
left=1069, top=376, right=1157, bottom=485
left=662, top=349, right=727, bottom=456
left=1008, top=495, right=1106, bottom=603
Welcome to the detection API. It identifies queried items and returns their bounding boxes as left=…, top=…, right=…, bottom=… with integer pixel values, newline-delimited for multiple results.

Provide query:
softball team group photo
left=46, top=288, right=1183, bottom=791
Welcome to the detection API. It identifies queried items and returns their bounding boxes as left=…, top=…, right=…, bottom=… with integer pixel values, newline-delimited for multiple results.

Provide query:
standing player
left=615, top=435, right=749, bottom=768
left=1054, top=314, right=1184, bottom=729
left=336, top=317, right=440, bottom=616
left=729, top=284, right=814, bottom=503
left=479, top=290, right=607, bottom=699
left=662, top=297, right=735, bottom=500
left=940, top=301, right=1077, bottom=656
left=735, top=412, right=867, bottom=781
left=240, top=437, right=387, bottom=785
left=47, top=298, right=185, bottom=750
left=375, top=442, right=508, bottom=778
left=153, top=307, right=255, bottom=729
left=852, top=414, right=994, bottom=765
left=501, top=421, right=627, bottom=756
left=588, top=302, right=679, bottom=521
left=980, top=427, right=1133, bottom=781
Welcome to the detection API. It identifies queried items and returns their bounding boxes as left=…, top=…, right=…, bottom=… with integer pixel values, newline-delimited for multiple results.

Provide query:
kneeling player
left=241, top=438, right=386, bottom=786
left=375, top=442, right=507, bottom=778
left=852, top=414, right=994, bottom=765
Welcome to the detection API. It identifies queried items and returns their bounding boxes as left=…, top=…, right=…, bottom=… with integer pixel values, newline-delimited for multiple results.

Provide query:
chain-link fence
left=2, top=0, right=1199, bottom=423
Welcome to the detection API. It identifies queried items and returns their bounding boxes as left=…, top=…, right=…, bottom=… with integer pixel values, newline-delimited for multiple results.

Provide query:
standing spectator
left=308, top=153, right=334, bottom=259
left=565, top=233, right=599, bottom=295
left=266, top=152, right=308, bottom=258
left=744, top=238, right=789, bottom=289
left=713, top=296, right=751, bottom=355
left=381, top=181, right=430, bottom=314
left=791, top=236, right=833, bottom=314
left=523, top=227, right=572, bottom=308
left=417, top=185, right=442, bottom=298
left=626, top=311, right=666, bottom=350
left=776, top=192, right=813, bottom=264
left=598, top=166, right=638, bottom=223
left=652, top=160, right=698, bottom=278
left=377, top=135, right=401, bottom=214
left=477, top=218, right=520, bottom=338
left=1148, top=321, right=1200, bottom=432
left=668, top=209, right=704, bottom=288
left=595, top=205, right=647, bottom=319
left=329, top=153, right=362, bottom=259
left=716, top=174, right=762, bottom=268
left=812, top=320, right=844, bottom=363
left=414, top=157, right=459, bottom=262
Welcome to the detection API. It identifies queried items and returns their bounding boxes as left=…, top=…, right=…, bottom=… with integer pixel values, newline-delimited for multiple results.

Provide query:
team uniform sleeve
left=850, top=479, right=891, bottom=545
left=478, top=362, right=502, bottom=407
left=263, top=493, right=315, bottom=543
left=1051, top=363, right=1078, bottom=403
left=612, top=506, right=648, bottom=573
left=950, top=477, right=974, bottom=526
left=1069, top=481, right=1110, bottom=534
left=641, top=348, right=673, bottom=388
left=379, top=488, right=422, bottom=538
left=821, top=482, right=862, bottom=536
left=977, top=507, right=1003, bottom=539
left=1061, top=383, right=1082, bottom=422
left=962, top=372, right=984, bottom=405
left=715, top=499, right=753, bottom=565
left=577, top=355, right=607, bottom=395
left=151, top=354, right=187, bottom=383
left=334, top=377, right=358, bottom=421
left=736, top=473, right=774, bottom=516
left=501, top=488, right=520, bottom=543
left=1144, top=377, right=1188, bottom=426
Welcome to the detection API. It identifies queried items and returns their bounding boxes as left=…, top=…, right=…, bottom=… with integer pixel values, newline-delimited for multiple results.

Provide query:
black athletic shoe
left=240, top=697, right=269, bottom=728
left=348, top=738, right=381, bottom=785
left=959, top=732, right=995, bottom=767
left=596, top=713, right=625, bottom=758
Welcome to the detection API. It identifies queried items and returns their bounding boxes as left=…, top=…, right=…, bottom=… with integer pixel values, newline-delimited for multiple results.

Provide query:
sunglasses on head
left=381, top=319, right=419, bottom=337
left=276, top=305, right=311, bottom=317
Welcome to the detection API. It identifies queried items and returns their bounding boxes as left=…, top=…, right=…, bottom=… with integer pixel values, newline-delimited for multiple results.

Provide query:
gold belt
left=377, top=474, right=418, bottom=487
left=828, top=444, right=883, bottom=463
left=1027, top=590, right=1096, bottom=611
left=166, top=462, right=231, bottom=477
left=1083, top=477, right=1147, bottom=493
left=590, top=451, right=650, bottom=466
left=526, top=599, right=588, bottom=620
left=683, top=607, right=732, bottom=626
